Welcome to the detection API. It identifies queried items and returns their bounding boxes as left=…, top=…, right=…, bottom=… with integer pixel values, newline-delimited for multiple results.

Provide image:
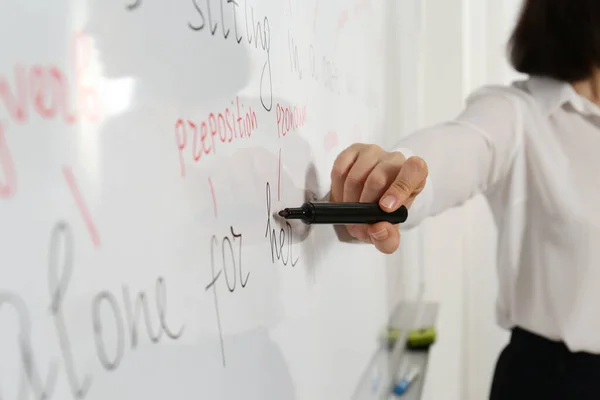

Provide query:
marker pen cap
left=392, top=380, right=409, bottom=396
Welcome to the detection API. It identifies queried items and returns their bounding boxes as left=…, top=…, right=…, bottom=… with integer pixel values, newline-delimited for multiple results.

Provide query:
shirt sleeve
left=395, top=86, right=523, bottom=229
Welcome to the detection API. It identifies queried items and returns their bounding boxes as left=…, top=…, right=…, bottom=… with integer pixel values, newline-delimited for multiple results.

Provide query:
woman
left=330, top=1, right=600, bottom=398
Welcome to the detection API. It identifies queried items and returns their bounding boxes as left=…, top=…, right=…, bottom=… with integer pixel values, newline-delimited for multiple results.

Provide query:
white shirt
left=396, top=76, right=600, bottom=353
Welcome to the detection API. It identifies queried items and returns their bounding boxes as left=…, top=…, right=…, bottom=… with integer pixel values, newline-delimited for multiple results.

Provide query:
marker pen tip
left=278, top=209, right=289, bottom=217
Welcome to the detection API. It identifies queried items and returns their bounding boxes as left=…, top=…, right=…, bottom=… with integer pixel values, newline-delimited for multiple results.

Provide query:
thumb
left=379, top=156, right=428, bottom=211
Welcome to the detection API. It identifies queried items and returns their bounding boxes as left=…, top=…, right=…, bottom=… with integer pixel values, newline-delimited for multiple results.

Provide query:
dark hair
left=508, top=0, right=600, bottom=82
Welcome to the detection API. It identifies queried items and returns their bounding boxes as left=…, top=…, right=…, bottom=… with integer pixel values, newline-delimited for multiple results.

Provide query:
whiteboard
left=0, top=1, right=398, bottom=399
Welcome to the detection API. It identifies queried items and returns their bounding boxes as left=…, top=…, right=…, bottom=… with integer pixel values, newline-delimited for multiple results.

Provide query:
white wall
left=401, top=0, right=525, bottom=399
left=417, top=1, right=468, bottom=399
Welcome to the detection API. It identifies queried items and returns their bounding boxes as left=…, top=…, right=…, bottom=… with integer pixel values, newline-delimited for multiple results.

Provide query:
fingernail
left=369, top=228, right=388, bottom=241
left=380, top=195, right=397, bottom=210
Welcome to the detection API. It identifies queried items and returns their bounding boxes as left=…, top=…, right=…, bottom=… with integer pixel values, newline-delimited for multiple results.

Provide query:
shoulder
left=455, top=82, right=531, bottom=126
left=464, top=80, right=533, bottom=108
left=466, top=76, right=570, bottom=115
left=458, top=79, right=555, bottom=131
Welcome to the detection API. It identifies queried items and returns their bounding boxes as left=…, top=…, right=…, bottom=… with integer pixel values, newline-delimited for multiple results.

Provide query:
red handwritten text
left=335, top=0, right=371, bottom=50
left=354, top=0, right=371, bottom=14
left=277, top=148, right=282, bottom=201
left=63, top=166, right=101, bottom=247
left=174, top=97, right=258, bottom=177
left=0, top=32, right=101, bottom=125
left=338, top=10, right=349, bottom=31
left=0, top=123, right=17, bottom=198
left=208, top=177, right=218, bottom=217
left=276, top=103, right=306, bottom=138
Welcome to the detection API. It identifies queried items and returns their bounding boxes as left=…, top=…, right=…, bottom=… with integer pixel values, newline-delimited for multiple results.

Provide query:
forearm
left=393, top=88, right=521, bottom=228
left=394, top=122, right=496, bottom=228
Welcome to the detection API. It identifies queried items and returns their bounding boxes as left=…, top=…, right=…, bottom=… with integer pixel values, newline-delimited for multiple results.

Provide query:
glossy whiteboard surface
left=0, top=1, right=395, bottom=399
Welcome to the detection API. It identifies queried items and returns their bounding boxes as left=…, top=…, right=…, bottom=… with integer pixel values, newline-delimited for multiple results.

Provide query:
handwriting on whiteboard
left=354, top=0, right=371, bottom=15
left=0, top=122, right=17, bottom=198
left=174, top=97, right=258, bottom=177
left=0, top=33, right=101, bottom=125
left=125, top=0, right=142, bottom=11
left=287, top=34, right=341, bottom=95
left=276, top=103, right=306, bottom=138
left=265, top=182, right=299, bottom=267
left=126, top=0, right=272, bottom=111
left=288, top=31, right=303, bottom=80
left=187, top=0, right=273, bottom=112
left=62, top=166, right=101, bottom=247
left=125, top=0, right=356, bottom=109
left=335, top=9, right=350, bottom=47
left=204, top=226, right=247, bottom=366
left=0, top=222, right=184, bottom=400
left=335, top=0, right=372, bottom=48
left=0, top=162, right=304, bottom=399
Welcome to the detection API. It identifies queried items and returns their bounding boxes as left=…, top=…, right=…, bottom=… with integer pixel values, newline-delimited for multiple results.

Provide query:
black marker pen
left=278, top=202, right=408, bottom=225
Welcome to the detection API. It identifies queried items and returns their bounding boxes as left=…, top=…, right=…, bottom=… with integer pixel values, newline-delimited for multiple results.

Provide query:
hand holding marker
left=328, top=144, right=428, bottom=253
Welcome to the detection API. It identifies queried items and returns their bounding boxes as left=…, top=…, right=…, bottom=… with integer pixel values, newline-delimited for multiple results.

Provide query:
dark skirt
left=490, top=327, right=600, bottom=399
